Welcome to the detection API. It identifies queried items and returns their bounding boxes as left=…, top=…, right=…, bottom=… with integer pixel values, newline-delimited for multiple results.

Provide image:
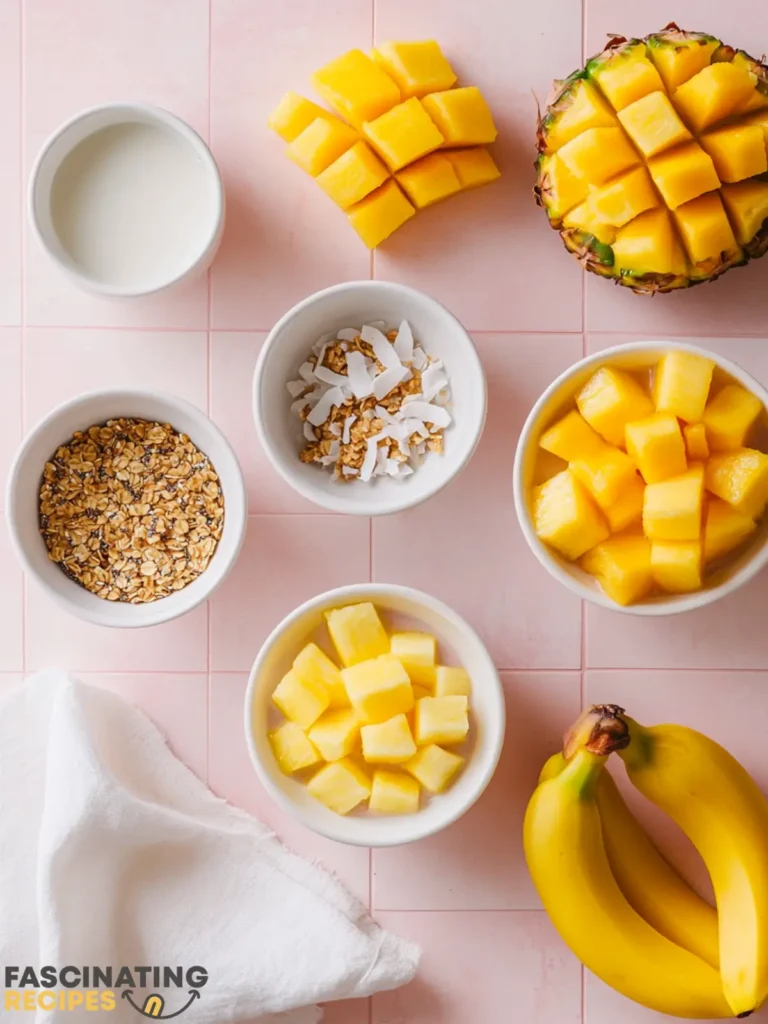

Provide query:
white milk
left=49, top=122, right=217, bottom=291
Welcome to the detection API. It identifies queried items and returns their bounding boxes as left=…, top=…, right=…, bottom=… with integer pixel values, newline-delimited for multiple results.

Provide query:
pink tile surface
left=0, top=518, right=23, bottom=672
left=0, top=328, right=22, bottom=504
left=0, top=0, right=20, bottom=326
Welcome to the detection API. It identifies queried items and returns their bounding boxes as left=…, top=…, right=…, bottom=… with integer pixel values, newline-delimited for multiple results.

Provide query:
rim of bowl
left=28, top=102, right=225, bottom=298
left=252, top=280, right=488, bottom=517
left=513, top=339, right=768, bottom=617
left=243, top=582, right=506, bottom=846
left=6, top=387, right=247, bottom=628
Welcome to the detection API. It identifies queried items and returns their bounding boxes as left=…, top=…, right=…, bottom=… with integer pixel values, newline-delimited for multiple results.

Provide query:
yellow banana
left=524, top=746, right=731, bottom=1018
left=540, top=751, right=720, bottom=969
left=620, top=715, right=768, bottom=1018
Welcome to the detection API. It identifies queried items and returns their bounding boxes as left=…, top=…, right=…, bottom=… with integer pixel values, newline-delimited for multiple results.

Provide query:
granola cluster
left=39, top=418, right=224, bottom=603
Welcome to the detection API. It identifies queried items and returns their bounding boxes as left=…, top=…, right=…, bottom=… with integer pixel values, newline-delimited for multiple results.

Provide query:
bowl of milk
left=29, top=103, right=224, bottom=297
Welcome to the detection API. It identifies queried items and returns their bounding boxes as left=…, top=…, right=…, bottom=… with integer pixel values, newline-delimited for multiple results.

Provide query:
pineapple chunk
left=539, top=409, right=606, bottom=462
left=562, top=202, right=616, bottom=244
left=704, top=498, right=757, bottom=562
left=269, top=721, right=321, bottom=774
left=705, top=448, right=768, bottom=518
left=390, top=632, right=436, bottom=685
left=684, top=423, right=710, bottom=462
left=647, top=34, right=720, bottom=92
left=588, top=43, right=665, bottom=111
left=411, top=683, right=433, bottom=702
left=346, top=180, right=415, bottom=248
left=372, top=41, right=456, bottom=99
left=341, top=654, right=414, bottom=724
left=721, top=180, right=768, bottom=245
left=308, top=709, right=360, bottom=762
left=396, top=153, right=461, bottom=209
left=369, top=769, right=420, bottom=814
left=307, top=758, right=372, bottom=815
left=587, top=166, right=658, bottom=228
left=434, top=666, right=472, bottom=698
left=286, top=117, right=359, bottom=176
left=272, top=669, right=330, bottom=730
left=612, top=208, right=688, bottom=277
left=673, top=62, right=757, bottom=133
left=703, top=384, right=763, bottom=451
left=617, top=91, right=691, bottom=158
left=654, top=350, right=715, bottom=423
left=316, top=141, right=390, bottom=210
left=576, top=366, right=654, bottom=447
left=405, top=743, right=464, bottom=793
left=540, top=79, right=618, bottom=154
left=674, top=193, right=741, bottom=267
left=570, top=447, right=638, bottom=508
left=557, top=127, right=639, bottom=185
left=312, top=49, right=401, bottom=128
left=643, top=465, right=705, bottom=541
left=532, top=470, right=610, bottom=561
left=444, top=147, right=501, bottom=190
left=268, top=92, right=336, bottom=142
left=414, top=696, right=469, bottom=746
left=293, top=642, right=348, bottom=709
left=326, top=601, right=389, bottom=667
left=651, top=541, right=703, bottom=593
left=580, top=534, right=653, bottom=606
left=536, top=153, right=590, bottom=220
left=701, top=124, right=768, bottom=183
left=421, top=86, right=497, bottom=146
left=362, top=97, right=444, bottom=171
left=625, top=413, right=687, bottom=484
left=360, top=713, right=417, bottom=764
left=604, top=473, right=645, bottom=533
left=647, top=142, right=719, bottom=210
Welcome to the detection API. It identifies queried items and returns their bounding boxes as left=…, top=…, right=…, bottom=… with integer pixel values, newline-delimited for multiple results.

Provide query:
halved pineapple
left=562, top=202, right=616, bottom=244
left=587, top=41, right=664, bottom=110
left=673, top=192, right=742, bottom=274
left=587, top=166, right=658, bottom=227
left=647, top=143, right=719, bottom=211
left=611, top=209, right=688, bottom=280
left=673, top=62, right=757, bottom=133
left=557, top=127, right=639, bottom=185
left=700, top=124, right=768, bottom=183
left=721, top=180, right=768, bottom=246
left=535, top=153, right=590, bottom=221
left=538, top=77, right=618, bottom=154
left=617, top=91, right=691, bottom=158
left=646, top=27, right=720, bottom=92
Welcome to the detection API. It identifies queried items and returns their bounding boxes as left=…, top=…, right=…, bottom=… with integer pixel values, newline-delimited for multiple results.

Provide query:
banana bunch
left=524, top=704, right=768, bottom=1019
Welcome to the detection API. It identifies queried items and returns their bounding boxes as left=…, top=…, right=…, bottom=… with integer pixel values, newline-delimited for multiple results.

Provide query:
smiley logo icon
left=121, top=989, right=201, bottom=1019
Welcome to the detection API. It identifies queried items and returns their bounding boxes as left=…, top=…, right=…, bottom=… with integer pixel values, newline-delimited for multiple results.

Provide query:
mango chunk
left=312, top=49, right=400, bottom=128
left=396, top=152, right=461, bottom=208
left=405, top=744, right=464, bottom=793
left=540, top=79, right=618, bottom=154
left=326, top=601, right=389, bottom=667
left=539, top=409, right=606, bottom=462
left=346, top=180, right=415, bottom=248
left=362, top=97, right=444, bottom=171
left=434, top=666, right=472, bottom=698
left=617, top=90, right=691, bottom=158
left=570, top=447, right=638, bottom=508
left=721, top=180, right=768, bottom=245
left=557, top=127, right=639, bottom=185
left=651, top=541, right=703, bottom=593
left=532, top=470, right=610, bottom=561
left=372, top=41, right=456, bottom=99
left=580, top=534, right=654, bottom=606
left=603, top=473, right=645, bottom=533
left=286, top=117, right=359, bottom=176
left=674, top=192, right=741, bottom=267
left=341, top=654, right=414, bottom=724
left=704, top=498, right=757, bottom=562
left=684, top=423, right=710, bottom=462
left=625, top=413, right=687, bottom=484
left=703, top=384, right=763, bottom=451
left=587, top=166, right=658, bottom=228
left=445, top=147, right=501, bottom=190
left=648, top=142, right=719, bottom=210
left=589, top=43, right=665, bottom=111
left=369, top=769, right=420, bottom=814
left=414, top=695, right=469, bottom=746
left=654, top=350, right=715, bottom=423
left=643, top=465, right=704, bottom=541
left=421, top=86, right=497, bottom=145
left=576, top=366, right=654, bottom=447
left=673, top=62, right=757, bottom=133
left=272, top=669, right=330, bottom=730
left=701, top=124, right=768, bottom=183
left=268, top=92, right=336, bottom=142
left=316, top=141, right=390, bottom=210
left=390, top=632, right=437, bottom=685
left=307, top=758, right=371, bottom=815
left=269, top=721, right=322, bottom=774
left=307, top=709, right=360, bottom=762
left=705, top=448, right=768, bottom=519
left=293, top=641, right=348, bottom=709
left=612, top=208, right=688, bottom=277
left=361, top=713, right=417, bottom=764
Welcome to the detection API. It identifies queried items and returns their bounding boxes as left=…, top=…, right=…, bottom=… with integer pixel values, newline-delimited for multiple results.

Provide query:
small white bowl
left=6, top=389, right=247, bottom=628
left=29, top=103, right=224, bottom=296
left=513, top=340, right=768, bottom=616
left=253, top=281, right=487, bottom=516
left=244, top=583, right=505, bottom=847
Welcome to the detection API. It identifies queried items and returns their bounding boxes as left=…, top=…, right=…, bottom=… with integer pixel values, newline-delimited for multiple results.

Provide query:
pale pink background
left=2, top=1, right=768, bottom=1021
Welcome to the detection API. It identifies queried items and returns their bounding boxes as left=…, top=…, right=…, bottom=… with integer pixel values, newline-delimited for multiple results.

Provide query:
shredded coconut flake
left=361, top=325, right=401, bottom=370
left=421, top=364, right=450, bottom=402
left=307, top=386, right=344, bottom=426
left=393, top=320, right=414, bottom=363
left=345, top=350, right=374, bottom=398
left=336, top=328, right=360, bottom=342
left=411, top=347, right=428, bottom=371
left=303, top=421, right=317, bottom=442
left=401, top=401, right=452, bottom=428
left=291, top=398, right=309, bottom=416
left=360, top=437, right=380, bottom=482
left=342, top=415, right=356, bottom=444
left=373, top=364, right=409, bottom=400
left=314, top=365, right=350, bottom=387
left=298, top=361, right=316, bottom=383
left=286, top=380, right=307, bottom=398
left=342, top=466, right=359, bottom=477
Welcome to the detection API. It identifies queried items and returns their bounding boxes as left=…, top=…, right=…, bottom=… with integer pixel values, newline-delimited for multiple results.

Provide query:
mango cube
left=589, top=44, right=664, bottom=110
left=444, top=148, right=501, bottom=190
left=684, top=423, right=710, bottom=462
left=414, top=696, right=469, bottom=746
left=604, top=473, right=646, bottom=533
left=673, top=62, right=758, bottom=133
left=361, top=713, right=417, bottom=764
left=269, top=721, right=321, bottom=774
left=390, top=632, right=437, bottom=685
left=674, top=192, right=741, bottom=267
left=539, top=410, right=606, bottom=462
left=705, top=448, right=768, bottom=518
left=307, top=709, right=360, bottom=762
left=570, top=447, right=638, bottom=508
left=580, top=534, right=653, bottom=606
left=362, top=97, right=444, bottom=171
left=372, top=41, right=456, bottom=99
left=704, top=498, right=757, bottom=562
left=557, top=127, right=640, bottom=186
left=701, top=124, right=768, bottom=183
left=272, top=669, right=330, bottom=730
left=651, top=541, right=703, bottom=593
left=421, top=86, right=497, bottom=146
left=434, top=666, right=472, bottom=698
left=648, top=142, right=720, bottom=210
left=654, top=350, right=715, bottom=423
left=312, top=49, right=401, bottom=128
left=369, top=770, right=420, bottom=814
left=326, top=601, right=389, bottom=667
left=405, top=744, right=464, bottom=793
left=703, top=384, right=763, bottom=451
left=587, top=166, right=658, bottom=228
left=286, top=117, right=359, bottom=176
left=307, top=758, right=371, bottom=815
left=268, top=92, right=336, bottom=142
left=316, top=141, right=390, bottom=210
left=293, top=642, right=348, bottom=708
left=396, top=153, right=461, bottom=208
left=643, top=465, right=705, bottom=542
left=625, top=413, right=687, bottom=484
left=532, top=470, right=610, bottom=560
left=341, top=654, right=414, bottom=724
left=617, top=91, right=691, bottom=158
left=721, top=180, right=768, bottom=245
left=346, top=179, right=415, bottom=248
left=576, top=366, right=654, bottom=447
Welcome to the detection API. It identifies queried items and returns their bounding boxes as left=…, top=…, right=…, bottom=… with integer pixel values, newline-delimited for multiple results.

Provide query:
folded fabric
left=0, top=670, right=419, bottom=1022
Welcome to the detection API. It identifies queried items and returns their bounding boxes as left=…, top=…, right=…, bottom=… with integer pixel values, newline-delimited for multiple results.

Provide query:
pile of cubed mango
left=269, top=601, right=472, bottom=815
left=268, top=41, right=500, bottom=248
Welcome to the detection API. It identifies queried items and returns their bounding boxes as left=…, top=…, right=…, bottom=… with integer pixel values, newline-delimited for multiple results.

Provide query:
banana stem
left=563, top=704, right=631, bottom=760
left=614, top=716, right=656, bottom=771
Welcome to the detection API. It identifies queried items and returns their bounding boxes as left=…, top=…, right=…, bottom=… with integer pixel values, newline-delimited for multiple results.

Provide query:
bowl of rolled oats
left=253, top=281, right=487, bottom=515
left=7, top=389, right=247, bottom=627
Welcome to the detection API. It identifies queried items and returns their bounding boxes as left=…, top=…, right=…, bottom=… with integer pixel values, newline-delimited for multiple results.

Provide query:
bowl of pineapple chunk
left=244, top=584, right=505, bottom=846
left=514, top=342, right=768, bottom=613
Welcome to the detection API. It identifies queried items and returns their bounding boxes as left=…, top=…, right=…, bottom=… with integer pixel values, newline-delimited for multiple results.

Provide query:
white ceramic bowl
left=29, top=103, right=224, bottom=296
left=514, top=340, right=768, bottom=616
left=253, top=281, right=487, bottom=515
left=6, top=389, right=247, bottom=628
left=244, top=583, right=505, bottom=847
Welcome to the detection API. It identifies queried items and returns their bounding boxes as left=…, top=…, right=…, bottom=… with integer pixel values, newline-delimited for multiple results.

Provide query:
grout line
left=19, top=0, right=26, bottom=677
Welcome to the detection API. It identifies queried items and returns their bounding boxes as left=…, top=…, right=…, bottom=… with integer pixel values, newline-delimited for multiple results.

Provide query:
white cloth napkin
left=0, top=670, right=419, bottom=1023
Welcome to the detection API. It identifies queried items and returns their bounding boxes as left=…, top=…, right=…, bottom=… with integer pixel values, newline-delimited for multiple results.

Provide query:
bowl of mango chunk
left=514, top=341, right=768, bottom=614
left=244, top=584, right=505, bottom=846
